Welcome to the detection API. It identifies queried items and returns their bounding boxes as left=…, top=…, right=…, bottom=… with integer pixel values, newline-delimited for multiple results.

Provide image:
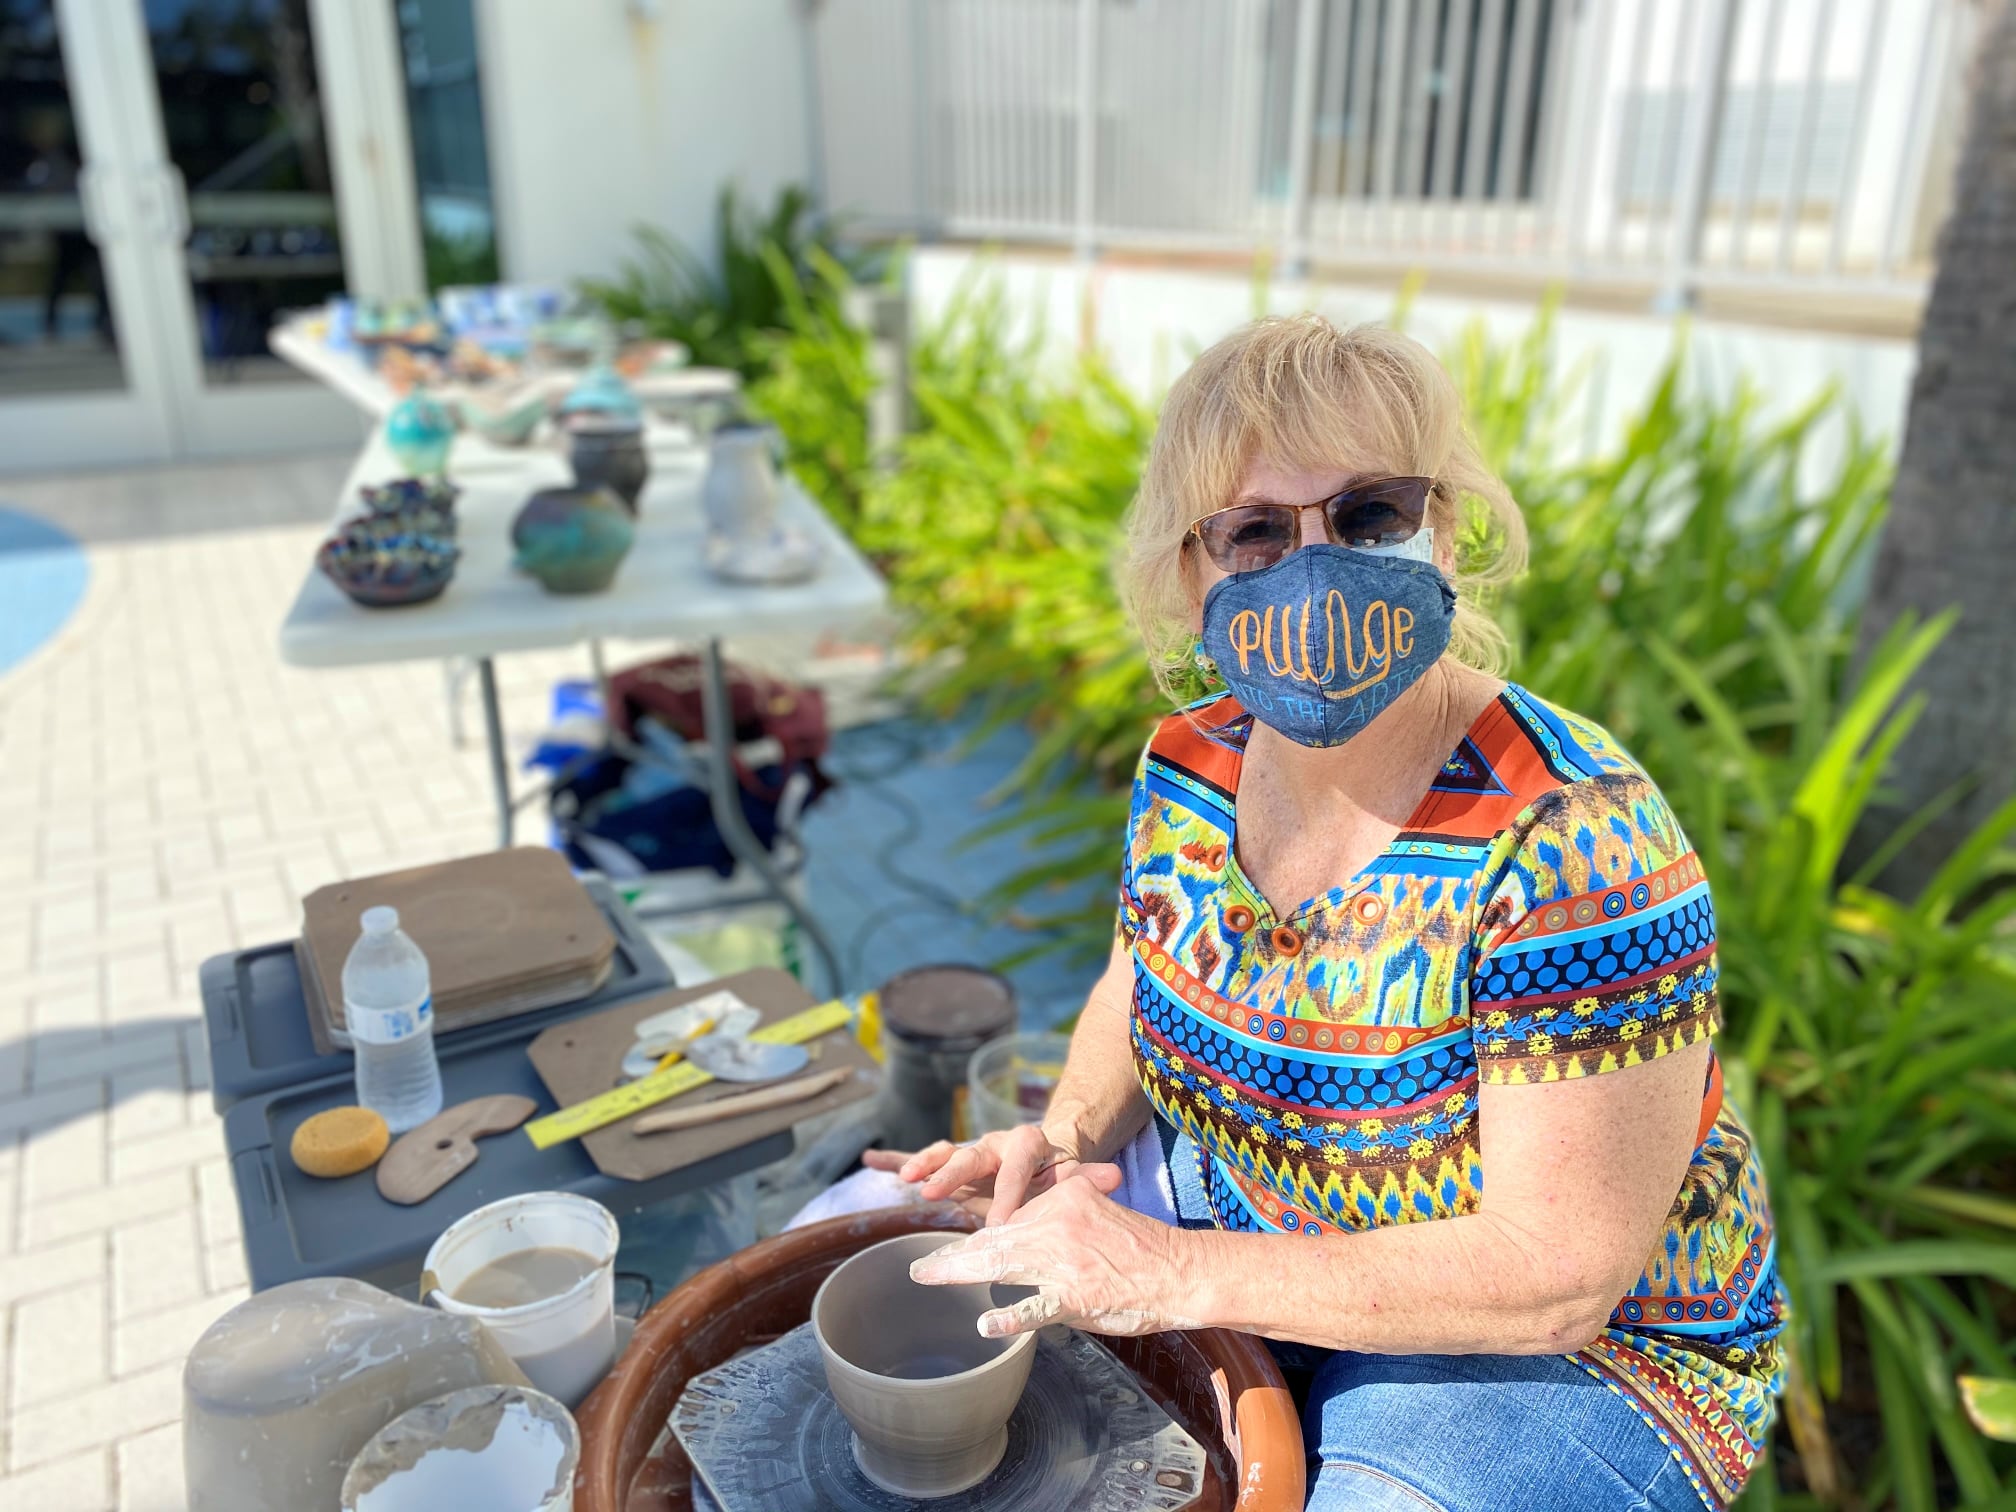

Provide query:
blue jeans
left=1293, top=1348, right=1707, bottom=1511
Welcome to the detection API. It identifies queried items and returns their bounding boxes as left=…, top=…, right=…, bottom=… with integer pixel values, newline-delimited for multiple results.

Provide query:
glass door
left=1, top=0, right=420, bottom=474
left=119, top=0, right=364, bottom=457
left=0, top=0, right=178, bottom=472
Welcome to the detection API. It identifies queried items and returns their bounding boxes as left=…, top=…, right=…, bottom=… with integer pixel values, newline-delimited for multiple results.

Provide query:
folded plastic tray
left=201, top=877, right=671, bottom=1113
left=222, top=1028, right=792, bottom=1294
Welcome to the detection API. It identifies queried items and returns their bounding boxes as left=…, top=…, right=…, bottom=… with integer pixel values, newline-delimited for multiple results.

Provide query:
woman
left=866, top=317, right=1784, bottom=1510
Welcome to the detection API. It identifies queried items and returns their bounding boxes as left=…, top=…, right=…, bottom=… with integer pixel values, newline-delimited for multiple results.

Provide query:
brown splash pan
left=572, top=1206, right=1307, bottom=1511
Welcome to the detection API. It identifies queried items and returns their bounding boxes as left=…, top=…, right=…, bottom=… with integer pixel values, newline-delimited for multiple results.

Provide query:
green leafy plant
left=745, top=243, right=883, bottom=529
left=1960, top=1376, right=2016, bottom=1444
left=578, top=184, right=871, bottom=379
left=1647, top=616, right=2016, bottom=1511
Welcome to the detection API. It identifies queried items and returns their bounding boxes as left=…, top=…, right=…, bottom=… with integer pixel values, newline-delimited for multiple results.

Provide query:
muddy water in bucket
left=455, top=1247, right=602, bottom=1309
left=426, top=1194, right=618, bottom=1408
left=813, top=1232, right=1038, bottom=1498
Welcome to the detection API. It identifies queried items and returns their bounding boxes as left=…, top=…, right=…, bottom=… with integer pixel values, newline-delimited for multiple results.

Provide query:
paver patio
left=0, top=451, right=595, bottom=1507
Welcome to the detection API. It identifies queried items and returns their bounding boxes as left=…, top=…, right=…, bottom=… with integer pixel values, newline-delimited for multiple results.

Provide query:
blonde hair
left=1123, top=315, right=1527, bottom=699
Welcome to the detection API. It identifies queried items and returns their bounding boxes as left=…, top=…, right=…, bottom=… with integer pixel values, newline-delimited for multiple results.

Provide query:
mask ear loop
left=1180, top=534, right=1229, bottom=717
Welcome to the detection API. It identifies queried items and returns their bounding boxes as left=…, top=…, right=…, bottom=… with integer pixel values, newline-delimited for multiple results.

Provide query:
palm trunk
left=1850, top=0, right=2016, bottom=896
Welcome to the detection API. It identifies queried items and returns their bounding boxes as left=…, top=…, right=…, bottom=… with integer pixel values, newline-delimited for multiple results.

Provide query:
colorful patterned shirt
left=1120, top=686, right=1784, bottom=1509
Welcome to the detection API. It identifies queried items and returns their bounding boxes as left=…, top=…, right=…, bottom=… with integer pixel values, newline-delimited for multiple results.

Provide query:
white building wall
left=475, top=0, right=812, bottom=286
left=908, top=247, right=1915, bottom=485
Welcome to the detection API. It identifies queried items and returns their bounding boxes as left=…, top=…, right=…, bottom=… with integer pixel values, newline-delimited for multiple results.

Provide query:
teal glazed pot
left=512, top=485, right=635, bottom=594
left=385, top=390, right=454, bottom=475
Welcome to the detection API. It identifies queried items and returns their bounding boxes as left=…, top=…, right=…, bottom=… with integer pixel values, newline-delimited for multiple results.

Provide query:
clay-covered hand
left=861, top=1123, right=1120, bottom=1225
left=908, top=1175, right=1199, bottom=1339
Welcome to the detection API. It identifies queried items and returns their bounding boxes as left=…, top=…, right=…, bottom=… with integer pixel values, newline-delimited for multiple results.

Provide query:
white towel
left=783, top=1167, right=925, bottom=1230
left=1113, top=1122, right=1179, bottom=1227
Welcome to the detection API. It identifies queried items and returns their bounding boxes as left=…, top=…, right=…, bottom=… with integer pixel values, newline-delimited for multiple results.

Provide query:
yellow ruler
left=525, top=1000, right=853, bottom=1150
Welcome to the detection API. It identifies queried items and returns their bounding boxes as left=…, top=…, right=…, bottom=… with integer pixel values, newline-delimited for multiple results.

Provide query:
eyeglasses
left=1185, top=476, right=1437, bottom=573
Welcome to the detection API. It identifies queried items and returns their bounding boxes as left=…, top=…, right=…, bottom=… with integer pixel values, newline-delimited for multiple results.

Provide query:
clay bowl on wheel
left=812, top=1232, right=1040, bottom=1496
left=571, top=1206, right=1306, bottom=1512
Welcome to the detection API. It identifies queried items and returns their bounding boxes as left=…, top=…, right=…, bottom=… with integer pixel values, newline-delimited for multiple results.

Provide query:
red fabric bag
left=605, top=654, right=832, bottom=800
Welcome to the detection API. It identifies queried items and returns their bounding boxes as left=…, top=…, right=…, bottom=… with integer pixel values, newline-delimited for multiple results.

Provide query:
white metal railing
left=809, top=0, right=1977, bottom=298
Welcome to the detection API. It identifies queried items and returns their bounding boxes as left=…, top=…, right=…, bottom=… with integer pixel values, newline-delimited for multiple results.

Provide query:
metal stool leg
left=478, top=656, right=514, bottom=849
left=698, top=638, right=843, bottom=994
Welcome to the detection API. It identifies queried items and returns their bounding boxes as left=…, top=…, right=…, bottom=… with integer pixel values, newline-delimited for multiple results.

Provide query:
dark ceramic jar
left=567, top=419, right=650, bottom=515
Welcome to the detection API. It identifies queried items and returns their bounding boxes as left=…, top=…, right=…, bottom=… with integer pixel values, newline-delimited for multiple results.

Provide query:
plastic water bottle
left=344, top=906, right=443, bottom=1133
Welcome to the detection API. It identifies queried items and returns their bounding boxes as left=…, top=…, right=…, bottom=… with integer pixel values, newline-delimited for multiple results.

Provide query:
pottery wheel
left=672, top=1324, right=1206, bottom=1512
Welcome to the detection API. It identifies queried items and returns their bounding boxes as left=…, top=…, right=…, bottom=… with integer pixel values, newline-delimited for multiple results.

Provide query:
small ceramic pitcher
left=701, top=420, right=783, bottom=544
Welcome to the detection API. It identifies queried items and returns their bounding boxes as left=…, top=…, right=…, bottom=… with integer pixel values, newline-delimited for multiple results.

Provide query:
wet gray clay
left=340, top=1384, right=579, bottom=1511
left=812, top=1232, right=1037, bottom=1498
left=181, top=1276, right=529, bottom=1511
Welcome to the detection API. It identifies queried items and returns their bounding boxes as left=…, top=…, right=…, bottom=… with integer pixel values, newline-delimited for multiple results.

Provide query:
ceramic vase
left=511, top=485, right=635, bottom=595
left=567, top=420, right=650, bottom=515
left=700, top=420, right=782, bottom=543
left=385, top=390, right=454, bottom=475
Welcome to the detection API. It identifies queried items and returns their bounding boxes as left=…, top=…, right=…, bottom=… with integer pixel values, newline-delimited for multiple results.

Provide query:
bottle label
left=357, top=996, right=431, bottom=1043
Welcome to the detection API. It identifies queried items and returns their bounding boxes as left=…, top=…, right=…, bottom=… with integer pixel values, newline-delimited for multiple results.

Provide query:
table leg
left=477, top=656, right=514, bottom=850
left=699, top=637, right=844, bottom=994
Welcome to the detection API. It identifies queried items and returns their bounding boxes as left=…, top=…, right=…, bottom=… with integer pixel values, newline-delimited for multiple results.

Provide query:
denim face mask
left=1199, top=543, right=1457, bottom=747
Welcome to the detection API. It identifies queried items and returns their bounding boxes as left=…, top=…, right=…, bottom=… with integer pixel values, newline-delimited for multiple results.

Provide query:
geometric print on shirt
left=1120, top=685, right=1785, bottom=1510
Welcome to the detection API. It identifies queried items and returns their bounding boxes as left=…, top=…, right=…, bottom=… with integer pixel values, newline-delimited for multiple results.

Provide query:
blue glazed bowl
left=454, top=391, right=548, bottom=447
left=317, top=511, right=460, bottom=608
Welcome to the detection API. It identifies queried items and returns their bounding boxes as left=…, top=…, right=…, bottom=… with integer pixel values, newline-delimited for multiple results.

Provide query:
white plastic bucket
left=423, top=1193, right=618, bottom=1408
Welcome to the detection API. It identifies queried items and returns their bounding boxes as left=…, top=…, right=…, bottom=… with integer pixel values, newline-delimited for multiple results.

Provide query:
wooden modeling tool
left=632, top=1068, right=854, bottom=1136
left=376, top=1095, right=537, bottom=1205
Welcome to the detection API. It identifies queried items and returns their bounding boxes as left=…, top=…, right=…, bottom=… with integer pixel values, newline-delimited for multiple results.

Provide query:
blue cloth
left=1293, top=1348, right=1705, bottom=1511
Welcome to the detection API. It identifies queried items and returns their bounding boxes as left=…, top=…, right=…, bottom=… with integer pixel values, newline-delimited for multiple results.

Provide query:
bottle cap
left=360, top=906, right=400, bottom=935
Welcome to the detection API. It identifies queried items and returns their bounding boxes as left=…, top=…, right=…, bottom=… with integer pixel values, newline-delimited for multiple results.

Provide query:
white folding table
left=277, top=421, right=888, bottom=992
left=267, top=315, right=741, bottom=419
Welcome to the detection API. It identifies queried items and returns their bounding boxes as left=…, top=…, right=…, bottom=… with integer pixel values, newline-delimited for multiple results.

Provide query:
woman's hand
left=860, top=1123, right=1120, bottom=1225
left=908, top=1175, right=1197, bottom=1338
